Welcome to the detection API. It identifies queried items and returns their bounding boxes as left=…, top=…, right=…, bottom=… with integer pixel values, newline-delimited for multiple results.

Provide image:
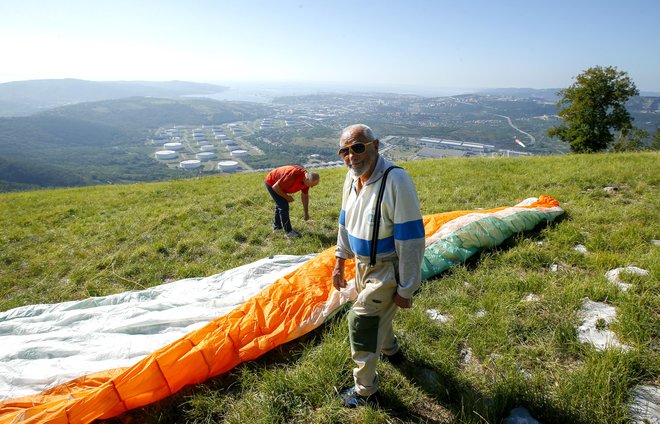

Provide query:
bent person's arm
left=301, top=191, right=310, bottom=220
left=272, top=181, right=294, bottom=201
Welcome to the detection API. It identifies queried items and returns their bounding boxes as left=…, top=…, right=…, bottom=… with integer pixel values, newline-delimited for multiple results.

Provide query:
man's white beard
left=348, top=161, right=369, bottom=178
left=349, top=166, right=363, bottom=178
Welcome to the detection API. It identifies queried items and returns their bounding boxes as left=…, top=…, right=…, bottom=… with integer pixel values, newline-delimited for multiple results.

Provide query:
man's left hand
left=393, top=293, right=413, bottom=308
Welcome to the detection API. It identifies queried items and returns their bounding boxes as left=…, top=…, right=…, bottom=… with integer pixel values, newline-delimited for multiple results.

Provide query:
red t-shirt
left=265, top=165, right=309, bottom=194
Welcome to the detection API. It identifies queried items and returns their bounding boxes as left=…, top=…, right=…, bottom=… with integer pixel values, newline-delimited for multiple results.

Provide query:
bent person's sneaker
left=339, top=387, right=379, bottom=408
left=286, top=230, right=301, bottom=238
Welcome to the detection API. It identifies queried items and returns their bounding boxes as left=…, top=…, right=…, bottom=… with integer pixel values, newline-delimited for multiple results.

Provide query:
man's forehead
left=339, top=130, right=365, bottom=145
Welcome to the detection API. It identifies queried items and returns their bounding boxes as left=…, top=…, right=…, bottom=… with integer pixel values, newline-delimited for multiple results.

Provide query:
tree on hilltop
left=548, top=66, right=639, bottom=153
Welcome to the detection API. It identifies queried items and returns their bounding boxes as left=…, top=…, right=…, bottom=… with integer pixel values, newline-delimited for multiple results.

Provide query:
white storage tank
left=214, top=133, right=227, bottom=140
left=231, top=149, right=248, bottom=157
left=180, top=159, right=201, bottom=169
left=197, top=140, right=210, bottom=146
left=164, top=142, right=184, bottom=151
left=225, top=145, right=240, bottom=151
left=200, top=145, right=216, bottom=152
left=155, top=150, right=177, bottom=160
left=196, top=152, right=216, bottom=161
left=217, top=160, right=239, bottom=171
left=222, top=139, right=236, bottom=145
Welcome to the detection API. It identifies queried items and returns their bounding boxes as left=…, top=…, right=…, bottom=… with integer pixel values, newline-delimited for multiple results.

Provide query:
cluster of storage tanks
left=152, top=125, right=249, bottom=171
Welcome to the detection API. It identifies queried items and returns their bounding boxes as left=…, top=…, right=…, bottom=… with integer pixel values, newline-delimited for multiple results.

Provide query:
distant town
left=150, top=92, right=564, bottom=174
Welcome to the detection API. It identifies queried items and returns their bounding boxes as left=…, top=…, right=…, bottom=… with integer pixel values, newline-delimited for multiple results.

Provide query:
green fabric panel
left=421, top=209, right=563, bottom=280
left=348, top=310, right=380, bottom=353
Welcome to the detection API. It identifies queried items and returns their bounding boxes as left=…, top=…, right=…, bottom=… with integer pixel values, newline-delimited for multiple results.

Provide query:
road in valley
left=493, top=114, right=535, bottom=146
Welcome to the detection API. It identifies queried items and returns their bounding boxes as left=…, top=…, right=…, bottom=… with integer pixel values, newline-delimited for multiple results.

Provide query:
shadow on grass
left=380, top=354, right=589, bottom=424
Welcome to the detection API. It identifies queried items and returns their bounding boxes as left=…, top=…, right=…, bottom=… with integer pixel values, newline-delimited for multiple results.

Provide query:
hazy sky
left=1, top=0, right=658, bottom=92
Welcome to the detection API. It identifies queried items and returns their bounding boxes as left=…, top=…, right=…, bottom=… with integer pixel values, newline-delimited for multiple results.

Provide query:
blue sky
left=1, top=0, right=658, bottom=92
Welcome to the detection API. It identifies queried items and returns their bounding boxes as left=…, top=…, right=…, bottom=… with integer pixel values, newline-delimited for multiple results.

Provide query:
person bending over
left=264, top=165, right=319, bottom=238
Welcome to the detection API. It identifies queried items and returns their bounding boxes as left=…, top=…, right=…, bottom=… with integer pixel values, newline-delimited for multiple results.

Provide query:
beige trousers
left=349, top=258, right=400, bottom=396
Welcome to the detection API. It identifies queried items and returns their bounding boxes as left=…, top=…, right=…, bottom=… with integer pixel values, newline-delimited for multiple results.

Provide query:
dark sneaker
left=382, top=349, right=405, bottom=366
left=286, top=230, right=301, bottom=238
left=339, top=387, right=379, bottom=408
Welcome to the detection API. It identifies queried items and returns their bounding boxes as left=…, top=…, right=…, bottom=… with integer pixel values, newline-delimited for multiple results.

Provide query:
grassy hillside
left=1, top=152, right=658, bottom=423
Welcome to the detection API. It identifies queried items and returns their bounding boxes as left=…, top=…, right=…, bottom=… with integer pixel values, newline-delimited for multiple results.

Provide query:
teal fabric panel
left=421, top=209, right=563, bottom=280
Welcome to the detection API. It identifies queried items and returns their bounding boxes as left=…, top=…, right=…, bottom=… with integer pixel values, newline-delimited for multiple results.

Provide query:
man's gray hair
left=340, top=124, right=377, bottom=143
left=306, top=172, right=320, bottom=183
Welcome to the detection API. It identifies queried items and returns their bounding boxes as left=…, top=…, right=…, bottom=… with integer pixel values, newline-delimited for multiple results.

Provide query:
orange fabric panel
left=68, top=383, right=125, bottom=423
left=112, top=357, right=171, bottom=410
left=0, top=196, right=560, bottom=424
left=149, top=339, right=209, bottom=395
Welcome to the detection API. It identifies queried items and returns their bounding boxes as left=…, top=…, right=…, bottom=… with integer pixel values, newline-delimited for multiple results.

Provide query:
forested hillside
left=0, top=97, right=272, bottom=190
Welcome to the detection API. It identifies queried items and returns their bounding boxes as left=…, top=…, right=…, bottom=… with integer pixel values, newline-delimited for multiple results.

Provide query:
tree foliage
left=548, top=66, right=639, bottom=153
left=652, top=129, right=660, bottom=151
left=611, top=128, right=650, bottom=152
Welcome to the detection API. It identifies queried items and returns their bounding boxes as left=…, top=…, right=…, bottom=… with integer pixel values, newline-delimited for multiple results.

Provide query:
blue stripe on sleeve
left=393, top=219, right=425, bottom=240
left=348, top=234, right=395, bottom=257
left=339, top=209, right=346, bottom=226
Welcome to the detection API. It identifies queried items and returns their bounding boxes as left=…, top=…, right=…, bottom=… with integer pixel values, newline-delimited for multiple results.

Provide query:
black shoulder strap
left=370, top=166, right=402, bottom=266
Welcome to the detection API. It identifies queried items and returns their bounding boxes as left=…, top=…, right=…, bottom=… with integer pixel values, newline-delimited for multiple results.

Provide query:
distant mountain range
left=0, top=79, right=228, bottom=116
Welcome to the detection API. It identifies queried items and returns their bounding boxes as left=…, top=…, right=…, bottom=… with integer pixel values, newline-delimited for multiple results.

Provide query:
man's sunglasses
left=337, top=140, right=375, bottom=157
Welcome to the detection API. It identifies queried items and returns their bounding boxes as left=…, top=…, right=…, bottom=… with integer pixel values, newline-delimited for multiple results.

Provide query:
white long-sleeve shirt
left=335, top=156, right=425, bottom=299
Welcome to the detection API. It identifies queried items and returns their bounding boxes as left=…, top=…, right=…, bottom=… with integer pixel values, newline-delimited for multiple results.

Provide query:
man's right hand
left=393, top=292, right=413, bottom=308
left=332, top=259, right=347, bottom=290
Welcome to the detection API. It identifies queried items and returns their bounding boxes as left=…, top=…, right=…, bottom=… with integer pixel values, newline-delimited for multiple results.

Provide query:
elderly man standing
left=332, top=124, right=425, bottom=407
left=264, top=165, right=320, bottom=238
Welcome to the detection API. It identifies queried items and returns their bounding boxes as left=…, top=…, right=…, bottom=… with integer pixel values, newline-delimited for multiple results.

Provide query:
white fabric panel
left=0, top=254, right=314, bottom=401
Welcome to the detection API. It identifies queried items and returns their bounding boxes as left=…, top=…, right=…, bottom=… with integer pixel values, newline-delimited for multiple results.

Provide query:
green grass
left=1, top=152, right=658, bottom=423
